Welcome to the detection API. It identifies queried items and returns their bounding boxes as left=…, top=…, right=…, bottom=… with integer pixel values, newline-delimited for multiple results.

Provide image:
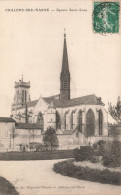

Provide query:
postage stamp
left=93, top=2, right=120, bottom=33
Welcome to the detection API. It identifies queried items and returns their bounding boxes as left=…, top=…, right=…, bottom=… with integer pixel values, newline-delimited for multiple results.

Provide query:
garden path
left=0, top=160, right=120, bottom=195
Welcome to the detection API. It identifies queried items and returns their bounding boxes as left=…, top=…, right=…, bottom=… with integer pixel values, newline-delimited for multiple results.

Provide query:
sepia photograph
left=0, top=0, right=121, bottom=195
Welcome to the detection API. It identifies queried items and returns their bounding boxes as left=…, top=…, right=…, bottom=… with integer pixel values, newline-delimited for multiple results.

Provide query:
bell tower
left=12, top=75, right=31, bottom=111
left=60, top=30, right=70, bottom=100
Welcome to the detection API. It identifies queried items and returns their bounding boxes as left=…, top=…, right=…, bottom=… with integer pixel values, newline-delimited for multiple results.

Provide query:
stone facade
left=9, top=33, right=109, bottom=150
left=0, top=117, right=16, bottom=151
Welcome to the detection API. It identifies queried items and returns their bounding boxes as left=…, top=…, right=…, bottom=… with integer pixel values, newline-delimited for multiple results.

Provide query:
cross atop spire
left=22, top=73, right=23, bottom=82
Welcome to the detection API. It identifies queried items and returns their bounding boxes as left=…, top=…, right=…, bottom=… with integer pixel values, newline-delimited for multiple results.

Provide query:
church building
left=10, top=32, right=108, bottom=149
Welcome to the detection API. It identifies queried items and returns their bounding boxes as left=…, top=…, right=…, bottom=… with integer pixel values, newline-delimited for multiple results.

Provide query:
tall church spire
left=60, top=30, right=70, bottom=100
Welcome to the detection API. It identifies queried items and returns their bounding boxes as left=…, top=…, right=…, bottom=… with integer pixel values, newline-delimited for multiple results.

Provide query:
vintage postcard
left=0, top=0, right=121, bottom=195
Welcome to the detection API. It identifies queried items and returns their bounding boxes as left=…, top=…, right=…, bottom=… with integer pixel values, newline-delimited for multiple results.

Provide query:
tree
left=43, top=126, right=59, bottom=151
left=10, top=126, right=18, bottom=150
left=108, top=96, right=121, bottom=123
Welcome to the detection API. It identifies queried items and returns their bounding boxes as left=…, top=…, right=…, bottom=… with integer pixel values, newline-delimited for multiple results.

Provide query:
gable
left=34, top=97, right=49, bottom=113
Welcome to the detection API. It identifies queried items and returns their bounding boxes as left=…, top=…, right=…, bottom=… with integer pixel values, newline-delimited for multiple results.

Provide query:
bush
left=102, top=140, right=121, bottom=168
left=0, top=150, right=74, bottom=160
left=0, top=176, right=19, bottom=195
left=74, top=146, right=94, bottom=161
left=43, top=126, right=59, bottom=151
left=111, top=140, right=121, bottom=156
left=93, top=140, right=106, bottom=156
left=90, top=156, right=100, bottom=163
left=103, top=153, right=120, bottom=167
left=53, top=160, right=121, bottom=185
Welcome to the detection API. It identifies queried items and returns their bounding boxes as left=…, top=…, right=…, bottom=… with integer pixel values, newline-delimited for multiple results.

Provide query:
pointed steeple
left=60, top=30, right=71, bottom=100
left=61, top=29, right=70, bottom=76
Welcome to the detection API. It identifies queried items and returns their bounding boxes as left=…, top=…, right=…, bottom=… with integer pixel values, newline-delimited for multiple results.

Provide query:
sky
left=0, top=0, right=120, bottom=117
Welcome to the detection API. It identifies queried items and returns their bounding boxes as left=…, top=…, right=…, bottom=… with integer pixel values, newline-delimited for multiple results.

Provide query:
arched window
left=78, top=110, right=82, bottom=133
left=70, top=111, right=75, bottom=129
left=17, top=90, right=19, bottom=102
left=99, top=109, right=103, bottom=135
left=56, top=111, right=61, bottom=130
left=64, top=112, right=68, bottom=130
left=25, top=91, right=27, bottom=103
left=36, top=112, right=44, bottom=131
left=86, top=109, right=95, bottom=137
left=22, top=90, right=24, bottom=103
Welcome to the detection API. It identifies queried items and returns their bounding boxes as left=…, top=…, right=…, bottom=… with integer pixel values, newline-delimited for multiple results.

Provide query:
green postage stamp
left=93, top=2, right=120, bottom=33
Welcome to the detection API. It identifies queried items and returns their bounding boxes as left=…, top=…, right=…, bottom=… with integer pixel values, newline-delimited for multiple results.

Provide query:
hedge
left=102, top=140, right=121, bottom=168
left=53, top=160, right=121, bottom=186
left=74, top=146, right=94, bottom=161
left=0, top=150, right=74, bottom=161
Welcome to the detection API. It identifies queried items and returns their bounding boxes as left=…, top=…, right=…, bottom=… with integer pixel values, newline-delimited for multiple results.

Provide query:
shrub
left=93, top=140, right=106, bottom=156
left=103, top=153, right=120, bottom=167
left=0, top=176, right=19, bottom=195
left=53, top=160, right=121, bottom=185
left=111, top=140, right=121, bottom=156
left=90, top=156, right=100, bottom=163
left=102, top=141, right=121, bottom=168
left=43, top=126, right=59, bottom=151
left=74, top=146, right=94, bottom=161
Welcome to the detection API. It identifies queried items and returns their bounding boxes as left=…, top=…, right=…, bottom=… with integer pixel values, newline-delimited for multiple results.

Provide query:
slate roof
left=17, top=94, right=104, bottom=111
left=52, top=94, right=104, bottom=108
left=17, top=94, right=60, bottom=110
left=0, top=117, right=16, bottom=123
left=17, top=100, right=38, bottom=110
left=15, top=123, right=41, bottom=129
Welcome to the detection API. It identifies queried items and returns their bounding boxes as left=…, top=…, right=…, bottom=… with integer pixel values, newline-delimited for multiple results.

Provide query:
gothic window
left=25, top=91, right=27, bottom=103
left=86, top=109, right=95, bottom=137
left=99, top=109, right=103, bottom=135
left=17, top=90, right=19, bottom=102
left=22, top=90, right=24, bottom=103
left=78, top=110, right=83, bottom=133
left=36, top=112, right=44, bottom=131
left=70, top=111, right=75, bottom=129
left=56, top=111, right=61, bottom=130
left=64, top=112, right=68, bottom=130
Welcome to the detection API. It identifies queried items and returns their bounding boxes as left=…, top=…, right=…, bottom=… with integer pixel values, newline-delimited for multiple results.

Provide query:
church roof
left=0, top=117, right=15, bottom=123
left=17, top=100, right=38, bottom=110
left=44, top=94, right=104, bottom=107
left=17, top=94, right=60, bottom=110
left=17, top=94, right=104, bottom=111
